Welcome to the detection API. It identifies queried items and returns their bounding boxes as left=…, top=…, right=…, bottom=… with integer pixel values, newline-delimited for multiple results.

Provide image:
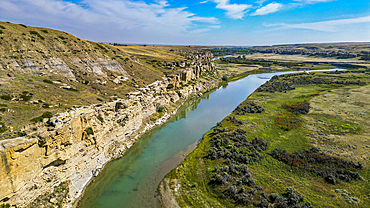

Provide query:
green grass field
left=166, top=70, right=370, bottom=208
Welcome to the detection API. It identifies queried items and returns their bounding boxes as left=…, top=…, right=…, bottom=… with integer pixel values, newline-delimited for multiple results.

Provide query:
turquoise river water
left=78, top=69, right=344, bottom=208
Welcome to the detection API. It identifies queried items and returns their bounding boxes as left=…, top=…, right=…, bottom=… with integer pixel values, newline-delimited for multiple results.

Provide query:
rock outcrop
left=0, top=52, right=218, bottom=207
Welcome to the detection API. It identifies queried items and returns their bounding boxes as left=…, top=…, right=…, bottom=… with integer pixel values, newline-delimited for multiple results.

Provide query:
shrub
left=269, top=148, right=363, bottom=184
left=0, top=25, right=5, bottom=29
left=84, top=127, right=94, bottom=135
left=19, top=24, right=27, bottom=28
left=43, top=79, right=53, bottom=84
left=282, top=101, right=310, bottom=114
left=222, top=74, right=228, bottom=81
left=234, top=102, right=264, bottom=115
left=58, top=36, right=67, bottom=40
left=0, top=108, right=6, bottom=112
left=30, top=116, right=44, bottom=123
left=20, top=94, right=32, bottom=101
left=0, top=104, right=7, bottom=107
left=97, top=98, right=103, bottom=102
left=0, top=203, right=10, bottom=208
left=157, top=106, right=165, bottom=113
left=275, top=116, right=302, bottom=131
left=41, top=29, right=48, bottom=33
left=96, top=44, right=105, bottom=49
left=42, top=111, right=53, bottom=118
left=29, top=31, right=44, bottom=40
left=0, top=122, right=6, bottom=133
left=0, top=30, right=3, bottom=35
left=0, top=94, right=12, bottom=100
left=96, top=114, right=104, bottom=123
left=42, top=103, right=51, bottom=108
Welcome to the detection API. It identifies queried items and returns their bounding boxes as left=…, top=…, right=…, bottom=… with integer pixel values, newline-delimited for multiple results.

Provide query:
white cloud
left=200, top=0, right=210, bottom=3
left=0, top=0, right=219, bottom=44
left=251, top=2, right=283, bottom=16
left=212, top=0, right=252, bottom=19
left=255, top=0, right=268, bottom=6
left=265, top=15, right=370, bottom=32
left=294, top=0, right=335, bottom=3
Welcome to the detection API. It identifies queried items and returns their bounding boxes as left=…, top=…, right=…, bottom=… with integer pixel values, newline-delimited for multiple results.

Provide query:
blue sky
left=0, top=0, right=369, bottom=45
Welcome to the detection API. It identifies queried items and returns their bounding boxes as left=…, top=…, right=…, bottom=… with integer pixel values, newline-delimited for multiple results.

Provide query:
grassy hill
left=0, top=22, right=201, bottom=139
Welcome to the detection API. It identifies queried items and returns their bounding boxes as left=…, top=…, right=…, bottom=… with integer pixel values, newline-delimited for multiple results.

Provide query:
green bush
left=0, top=94, right=12, bottom=100
left=42, top=111, right=53, bottom=118
left=157, top=106, right=165, bottom=113
left=96, top=44, right=105, bottom=49
left=41, top=29, right=48, bottom=33
left=0, top=203, right=10, bottom=208
left=222, top=74, right=228, bottom=81
left=43, top=79, right=53, bottom=84
left=58, top=36, right=67, bottom=40
left=84, top=127, right=94, bottom=135
left=20, top=94, right=32, bottom=101
left=19, top=24, right=27, bottom=28
left=30, top=116, right=43, bottom=123
left=96, top=114, right=104, bottom=123
left=97, top=98, right=103, bottom=102
left=0, top=108, right=6, bottom=112
left=0, top=104, right=7, bottom=107
left=42, top=103, right=51, bottom=108
left=0, top=30, right=3, bottom=35
left=29, top=31, right=44, bottom=40
left=0, top=25, right=5, bottom=29
left=0, top=122, right=6, bottom=133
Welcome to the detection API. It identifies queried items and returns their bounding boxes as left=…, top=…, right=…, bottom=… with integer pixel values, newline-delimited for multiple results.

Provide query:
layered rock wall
left=0, top=53, right=218, bottom=207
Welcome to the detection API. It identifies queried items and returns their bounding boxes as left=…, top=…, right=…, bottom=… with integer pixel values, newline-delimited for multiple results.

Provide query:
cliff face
left=0, top=51, right=217, bottom=207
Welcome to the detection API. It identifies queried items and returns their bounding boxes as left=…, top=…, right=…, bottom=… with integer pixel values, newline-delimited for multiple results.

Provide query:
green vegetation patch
left=0, top=94, right=12, bottom=101
left=310, top=114, right=361, bottom=135
left=96, top=114, right=104, bottom=123
left=0, top=122, right=7, bottom=133
left=43, top=79, right=53, bottom=84
left=84, top=127, right=94, bottom=136
left=275, top=116, right=302, bottom=131
left=30, top=116, right=44, bottom=123
left=29, top=31, right=45, bottom=40
left=281, top=101, right=310, bottom=114
left=167, top=71, right=370, bottom=208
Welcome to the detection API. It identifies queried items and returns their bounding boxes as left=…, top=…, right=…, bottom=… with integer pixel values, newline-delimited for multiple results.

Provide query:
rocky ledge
left=0, top=53, right=218, bottom=208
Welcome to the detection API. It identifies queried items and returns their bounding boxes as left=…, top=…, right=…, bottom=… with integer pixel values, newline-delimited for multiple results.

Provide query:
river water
left=78, top=69, right=344, bottom=208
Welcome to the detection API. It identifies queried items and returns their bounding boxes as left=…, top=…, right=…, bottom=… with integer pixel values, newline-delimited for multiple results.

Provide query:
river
left=77, top=69, right=345, bottom=208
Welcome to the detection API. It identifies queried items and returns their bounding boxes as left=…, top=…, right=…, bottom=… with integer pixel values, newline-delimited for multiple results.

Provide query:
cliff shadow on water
left=77, top=94, right=206, bottom=208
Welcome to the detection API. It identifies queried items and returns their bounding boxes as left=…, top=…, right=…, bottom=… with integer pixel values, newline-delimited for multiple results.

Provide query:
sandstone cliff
left=0, top=50, right=218, bottom=207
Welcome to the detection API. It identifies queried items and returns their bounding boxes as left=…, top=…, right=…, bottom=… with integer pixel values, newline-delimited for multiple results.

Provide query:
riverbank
left=76, top=68, right=284, bottom=208
left=162, top=68, right=370, bottom=207
left=0, top=50, right=219, bottom=208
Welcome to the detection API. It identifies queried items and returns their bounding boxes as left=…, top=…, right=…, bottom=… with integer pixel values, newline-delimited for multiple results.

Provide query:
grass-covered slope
left=166, top=69, right=370, bottom=208
left=0, top=22, right=206, bottom=139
